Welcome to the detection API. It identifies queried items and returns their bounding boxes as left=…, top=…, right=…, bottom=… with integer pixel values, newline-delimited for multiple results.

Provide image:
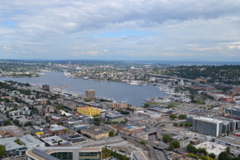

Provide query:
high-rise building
left=85, top=89, right=96, bottom=99
left=187, top=115, right=222, bottom=137
left=187, top=115, right=240, bottom=137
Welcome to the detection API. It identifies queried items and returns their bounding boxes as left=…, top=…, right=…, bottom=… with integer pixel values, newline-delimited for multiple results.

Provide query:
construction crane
left=50, top=85, right=68, bottom=99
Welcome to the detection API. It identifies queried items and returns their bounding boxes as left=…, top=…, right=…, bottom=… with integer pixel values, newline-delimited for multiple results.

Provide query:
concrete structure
left=0, top=137, right=27, bottom=157
left=131, top=151, right=148, bottom=160
left=85, top=89, right=96, bottom=99
left=81, top=126, right=110, bottom=140
left=26, top=146, right=102, bottom=160
left=77, top=107, right=101, bottom=116
left=195, top=142, right=226, bottom=157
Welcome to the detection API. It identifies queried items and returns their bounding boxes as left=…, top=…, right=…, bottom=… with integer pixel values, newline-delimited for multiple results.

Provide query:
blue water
left=0, top=72, right=167, bottom=106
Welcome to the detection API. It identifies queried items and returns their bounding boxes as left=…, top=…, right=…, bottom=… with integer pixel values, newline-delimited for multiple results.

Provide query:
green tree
left=187, top=144, right=198, bottom=154
left=140, top=140, right=146, bottom=145
left=169, top=143, right=174, bottom=150
left=0, top=145, right=5, bottom=157
left=109, top=131, right=115, bottom=137
left=143, top=103, right=150, bottom=108
left=218, top=151, right=230, bottom=160
left=162, top=134, right=171, bottom=143
left=3, top=120, right=11, bottom=126
left=171, top=140, right=180, bottom=148
left=209, top=153, right=216, bottom=159
left=13, top=120, right=20, bottom=126
left=178, top=114, right=187, bottom=119
left=173, top=123, right=178, bottom=127
left=169, top=114, right=177, bottom=120
left=226, top=146, right=230, bottom=154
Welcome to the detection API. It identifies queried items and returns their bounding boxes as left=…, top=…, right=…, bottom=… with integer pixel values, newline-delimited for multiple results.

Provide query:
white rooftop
left=19, top=134, right=44, bottom=148
left=196, top=142, right=226, bottom=157
left=0, top=137, right=25, bottom=151
left=194, top=116, right=222, bottom=124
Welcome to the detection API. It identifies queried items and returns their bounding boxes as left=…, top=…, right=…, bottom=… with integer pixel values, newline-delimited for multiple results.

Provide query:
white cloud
left=0, top=0, right=240, bottom=60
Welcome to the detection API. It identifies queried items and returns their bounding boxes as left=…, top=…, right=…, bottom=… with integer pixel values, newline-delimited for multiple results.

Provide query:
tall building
left=187, top=115, right=223, bottom=137
left=85, top=90, right=96, bottom=99
left=187, top=115, right=240, bottom=137
left=26, top=146, right=102, bottom=160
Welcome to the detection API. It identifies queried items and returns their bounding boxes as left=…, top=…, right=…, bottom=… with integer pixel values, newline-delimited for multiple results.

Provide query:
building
left=105, top=114, right=125, bottom=123
left=225, top=107, right=240, bottom=118
left=41, top=136, right=67, bottom=146
left=101, top=102, right=128, bottom=109
left=85, top=89, right=96, bottom=99
left=187, top=115, right=223, bottom=137
left=18, top=134, right=45, bottom=149
left=81, top=126, right=110, bottom=140
left=187, top=115, right=240, bottom=137
left=42, top=84, right=50, bottom=90
left=0, top=125, right=24, bottom=138
left=0, top=137, right=27, bottom=157
left=48, top=124, right=68, bottom=134
left=77, top=107, right=101, bottom=116
left=26, top=146, right=102, bottom=160
left=31, top=126, right=44, bottom=136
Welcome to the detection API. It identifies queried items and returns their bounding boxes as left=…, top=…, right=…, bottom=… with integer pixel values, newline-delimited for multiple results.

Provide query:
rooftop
left=0, top=137, right=26, bottom=151
left=19, top=134, right=44, bottom=146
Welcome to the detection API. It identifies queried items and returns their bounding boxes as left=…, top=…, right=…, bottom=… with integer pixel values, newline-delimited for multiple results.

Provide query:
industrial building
left=26, top=146, right=102, bottom=160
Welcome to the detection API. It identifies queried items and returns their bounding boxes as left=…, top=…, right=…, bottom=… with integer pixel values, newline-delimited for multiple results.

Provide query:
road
left=120, top=132, right=168, bottom=160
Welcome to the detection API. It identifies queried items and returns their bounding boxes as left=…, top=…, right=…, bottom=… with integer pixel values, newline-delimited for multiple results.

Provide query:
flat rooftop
left=0, top=137, right=25, bottom=151
left=195, top=142, right=226, bottom=157
left=217, top=136, right=240, bottom=146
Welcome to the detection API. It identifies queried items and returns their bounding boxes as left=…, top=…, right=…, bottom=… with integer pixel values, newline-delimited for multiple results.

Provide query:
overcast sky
left=1, top=0, right=240, bottom=61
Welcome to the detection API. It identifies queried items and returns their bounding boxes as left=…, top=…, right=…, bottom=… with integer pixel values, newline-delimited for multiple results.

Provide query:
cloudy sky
left=1, top=0, right=240, bottom=61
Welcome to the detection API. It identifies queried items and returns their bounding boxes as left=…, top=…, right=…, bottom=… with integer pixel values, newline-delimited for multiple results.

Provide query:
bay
left=0, top=72, right=167, bottom=106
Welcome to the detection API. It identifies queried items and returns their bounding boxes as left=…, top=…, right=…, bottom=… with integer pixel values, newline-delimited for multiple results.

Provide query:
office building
left=85, top=90, right=96, bottom=99
left=187, top=115, right=223, bottom=137
left=225, top=107, right=240, bottom=118
left=26, top=146, right=102, bottom=160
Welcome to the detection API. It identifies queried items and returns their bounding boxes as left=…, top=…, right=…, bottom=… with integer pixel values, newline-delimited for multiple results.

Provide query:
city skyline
left=1, top=0, right=240, bottom=61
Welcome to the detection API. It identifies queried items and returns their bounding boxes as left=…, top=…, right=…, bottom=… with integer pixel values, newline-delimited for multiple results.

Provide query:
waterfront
left=0, top=72, right=168, bottom=106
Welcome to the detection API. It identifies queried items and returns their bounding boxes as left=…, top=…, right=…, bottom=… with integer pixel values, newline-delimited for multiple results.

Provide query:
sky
left=1, top=0, right=240, bottom=61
